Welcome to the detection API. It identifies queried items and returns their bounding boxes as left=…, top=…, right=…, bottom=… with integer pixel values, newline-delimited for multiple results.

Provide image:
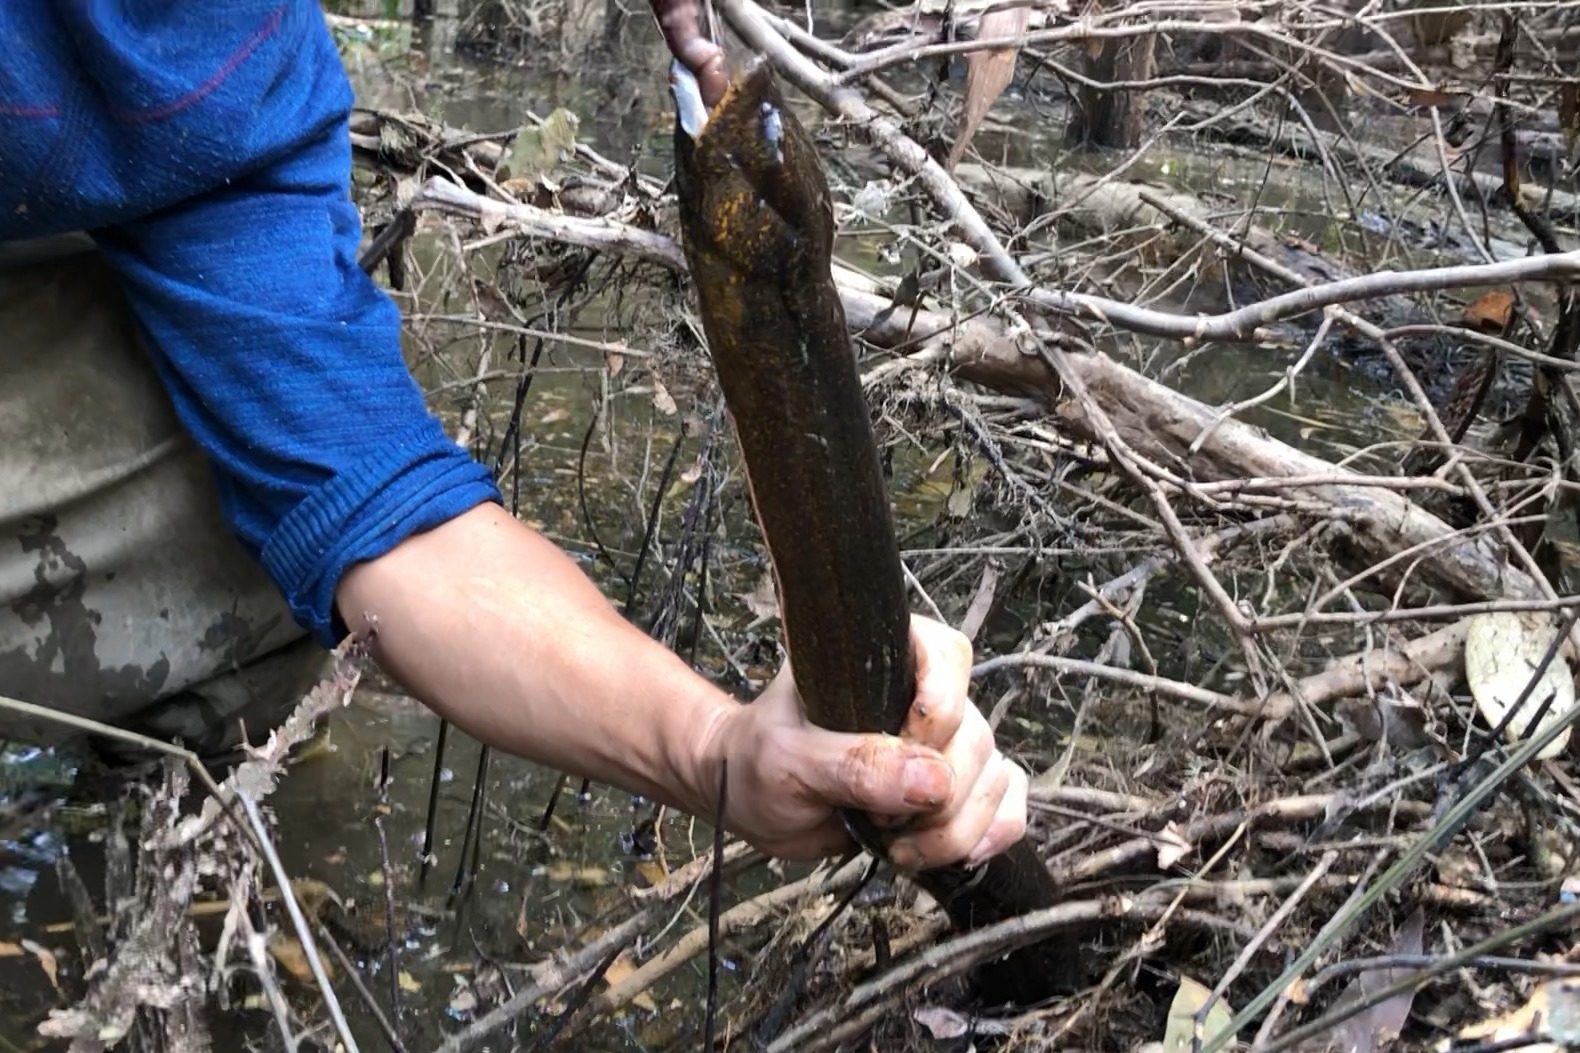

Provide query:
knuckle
left=837, top=744, right=887, bottom=805
left=952, top=628, right=975, bottom=667
left=971, top=729, right=998, bottom=770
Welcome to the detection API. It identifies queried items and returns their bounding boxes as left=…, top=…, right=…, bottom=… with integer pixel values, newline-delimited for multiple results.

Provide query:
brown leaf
left=1406, top=84, right=1469, bottom=108
left=268, top=932, right=332, bottom=985
left=544, top=862, right=610, bottom=887
left=947, top=4, right=1029, bottom=170
left=1457, top=976, right=1580, bottom=1046
left=1333, top=909, right=1425, bottom=1053
left=1461, top=290, right=1513, bottom=333
left=604, top=952, right=658, bottom=1011
left=651, top=376, right=678, bottom=416
left=22, top=939, right=58, bottom=990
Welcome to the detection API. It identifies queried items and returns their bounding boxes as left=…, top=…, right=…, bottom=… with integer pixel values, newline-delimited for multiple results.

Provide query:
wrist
left=668, top=685, right=743, bottom=821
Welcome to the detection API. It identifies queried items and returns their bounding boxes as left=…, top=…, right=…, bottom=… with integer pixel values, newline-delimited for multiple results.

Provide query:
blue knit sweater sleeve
left=0, top=2, right=502, bottom=645
left=93, top=166, right=503, bottom=647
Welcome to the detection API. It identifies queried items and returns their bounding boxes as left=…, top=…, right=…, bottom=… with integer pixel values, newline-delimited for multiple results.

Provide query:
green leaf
left=1163, top=976, right=1237, bottom=1053
left=501, top=109, right=580, bottom=183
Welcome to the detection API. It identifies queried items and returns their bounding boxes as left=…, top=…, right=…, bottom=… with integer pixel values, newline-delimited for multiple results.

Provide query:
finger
left=889, top=752, right=1012, bottom=869
left=965, top=760, right=1028, bottom=866
left=789, top=729, right=955, bottom=818
left=904, top=616, right=973, bottom=751
left=918, top=700, right=996, bottom=826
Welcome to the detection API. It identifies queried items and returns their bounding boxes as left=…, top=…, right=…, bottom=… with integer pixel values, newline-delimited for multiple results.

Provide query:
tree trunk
left=1069, top=31, right=1156, bottom=149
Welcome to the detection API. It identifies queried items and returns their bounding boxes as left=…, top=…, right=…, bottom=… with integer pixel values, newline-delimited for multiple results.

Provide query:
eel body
left=672, top=59, right=1082, bottom=1002
left=673, top=59, right=914, bottom=739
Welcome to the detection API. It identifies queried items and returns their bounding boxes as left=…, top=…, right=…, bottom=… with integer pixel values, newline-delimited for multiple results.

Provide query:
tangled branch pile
left=36, top=1, right=1580, bottom=1050
left=340, top=0, right=1580, bottom=1047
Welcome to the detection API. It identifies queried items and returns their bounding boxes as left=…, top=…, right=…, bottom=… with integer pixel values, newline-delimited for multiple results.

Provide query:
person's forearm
left=335, top=502, right=731, bottom=817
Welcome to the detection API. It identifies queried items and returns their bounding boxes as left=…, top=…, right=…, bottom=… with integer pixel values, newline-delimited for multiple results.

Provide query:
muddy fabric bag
left=0, top=236, right=329, bottom=756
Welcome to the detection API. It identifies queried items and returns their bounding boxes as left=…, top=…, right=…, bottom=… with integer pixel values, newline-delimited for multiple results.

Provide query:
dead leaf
left=544, top=861, right=610, bottom=887
left=1162, top=975, right=1236, bottom=1053
left=1457, top=975, right=1580, bottom=1049
left=1155, top=822, right=1193, bottom=870
left=738, top=574, right=780, bottom=622
left=945, top=483, right=975, bottom=518
left=22, top=939, right=58, bottom=990
left=948, top=5, right=1029, bottom=170
left=651, top=377, right=678, bottom=416
left=398, top=970, right=422, bottom=993
left=268, top=932, right=332, bottom=985
left=1434, top=845, right=1482, bottom=889
left=1462, top=290, right=1514, bottom=333
left=1465, top=612, right=1577, bottom=759
left=0, top=941, right=24, bottom=958
left=603, top=952, right=657, bottom=1011
left=1406, top=85, right=1470, bottom=108
left=1333, top=909, right=1425, bottom=1053
left=915, top=1005, right=970, bottom=1039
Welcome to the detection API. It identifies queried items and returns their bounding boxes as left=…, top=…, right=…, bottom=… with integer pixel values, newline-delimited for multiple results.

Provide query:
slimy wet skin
left=671, top=57, right=915, bottom=742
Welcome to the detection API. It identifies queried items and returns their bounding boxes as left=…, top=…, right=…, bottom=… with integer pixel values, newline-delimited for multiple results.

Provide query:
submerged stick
left=668, top=55, right=1082, bottom=1003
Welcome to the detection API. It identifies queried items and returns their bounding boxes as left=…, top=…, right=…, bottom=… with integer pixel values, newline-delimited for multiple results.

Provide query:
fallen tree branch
left=410, top=176, right=1548, bottom=612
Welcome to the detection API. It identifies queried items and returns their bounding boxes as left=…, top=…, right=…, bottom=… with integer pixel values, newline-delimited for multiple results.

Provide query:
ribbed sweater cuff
left=260, top=419, right=502, bottom=645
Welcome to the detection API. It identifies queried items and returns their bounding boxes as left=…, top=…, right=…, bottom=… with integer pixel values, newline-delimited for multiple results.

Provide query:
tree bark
left=1069, top=31, right=1157, bottom=149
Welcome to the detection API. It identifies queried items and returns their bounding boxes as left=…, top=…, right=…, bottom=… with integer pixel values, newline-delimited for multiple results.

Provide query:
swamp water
left=0, top=3, right=1468, bottom=1048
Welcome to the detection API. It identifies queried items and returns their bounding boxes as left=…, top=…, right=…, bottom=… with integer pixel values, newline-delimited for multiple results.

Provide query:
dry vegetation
left=18, top=0, right=1580, bottom=1050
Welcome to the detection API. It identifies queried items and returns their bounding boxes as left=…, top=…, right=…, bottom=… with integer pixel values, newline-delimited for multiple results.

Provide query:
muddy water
left=0, top=5, right=1453, bottom=1051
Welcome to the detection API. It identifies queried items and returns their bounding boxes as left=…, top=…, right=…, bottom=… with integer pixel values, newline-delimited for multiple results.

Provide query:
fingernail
left=889, top=841, right=921, bottom=869
left=901, top=757, right=951, bottom=808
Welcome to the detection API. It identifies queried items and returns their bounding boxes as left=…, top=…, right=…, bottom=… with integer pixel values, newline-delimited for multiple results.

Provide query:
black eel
left=670, top=57, right=1083, bottom=1004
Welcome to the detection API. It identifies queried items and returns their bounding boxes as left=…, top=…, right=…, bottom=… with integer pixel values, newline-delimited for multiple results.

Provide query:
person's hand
left=693, top=615, right=1028, bottom=868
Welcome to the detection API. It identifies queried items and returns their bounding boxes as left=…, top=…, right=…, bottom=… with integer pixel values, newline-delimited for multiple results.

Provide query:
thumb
left=796, top=731, right=955, bottom=817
